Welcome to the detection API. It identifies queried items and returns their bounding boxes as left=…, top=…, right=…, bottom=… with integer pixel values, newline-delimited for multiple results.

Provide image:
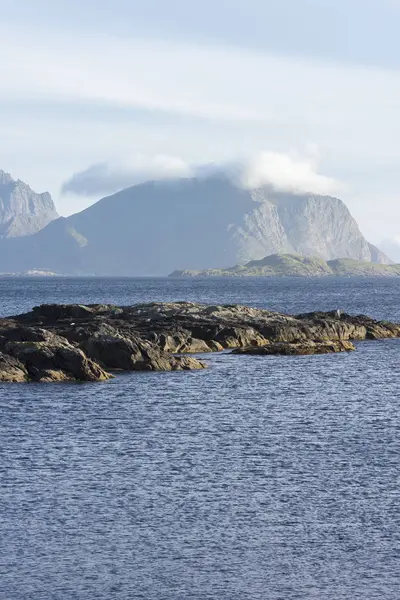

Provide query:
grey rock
left=81, top=333, right=206, bottom=372
left=0, top=170, right=58, bottom=238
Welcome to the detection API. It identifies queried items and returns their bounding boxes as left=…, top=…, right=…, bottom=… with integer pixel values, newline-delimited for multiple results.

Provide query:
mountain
left=170, top=253, right=400, bottom=278
left=0, top=170, right=58, bottom=238
left=0, top=175, right=391, bottom=275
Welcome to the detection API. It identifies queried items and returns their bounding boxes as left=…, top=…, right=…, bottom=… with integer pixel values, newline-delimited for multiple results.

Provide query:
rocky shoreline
left=0, top=302, right=399, bottom=382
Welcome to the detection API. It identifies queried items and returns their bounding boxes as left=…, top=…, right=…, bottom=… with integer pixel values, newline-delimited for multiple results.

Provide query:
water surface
left=1, top=277, right=399, bottom=599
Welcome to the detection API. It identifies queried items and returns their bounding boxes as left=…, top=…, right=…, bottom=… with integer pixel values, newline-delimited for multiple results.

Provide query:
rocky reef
left=0, top=302, right=399, bottom=382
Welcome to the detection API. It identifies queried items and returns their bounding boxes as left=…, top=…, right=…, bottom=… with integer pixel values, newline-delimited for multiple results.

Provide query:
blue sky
left=1, top=0, right=400, bottom=242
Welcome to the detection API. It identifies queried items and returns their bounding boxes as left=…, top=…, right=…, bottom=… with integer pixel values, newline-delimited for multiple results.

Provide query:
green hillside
left=169, top=254, right=400, bottom=278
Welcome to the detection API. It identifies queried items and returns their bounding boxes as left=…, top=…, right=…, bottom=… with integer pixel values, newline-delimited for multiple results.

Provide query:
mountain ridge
left=0, top=174, right=391, bottom=275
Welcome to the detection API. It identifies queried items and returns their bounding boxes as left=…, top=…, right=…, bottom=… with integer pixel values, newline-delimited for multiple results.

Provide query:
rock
left=168, top=356, right=207, bottom=371
left=15, top=302, right=400, bottom=351
left=81, top=333, right=206, bottom=372
left=0, top=326, right=60, bottom=343
left=0, top=329, right=112, bottom=382
left=82, top=334, right=147, bottom=371
left=296, top=311, right=400, bottom=340
left=214, top=326, right=269, bottom=348
left=0, top=301, right=398, bottom=383
left=0, top=352, right=28, bottom=382
left=146, top=331, right=216, bottom=353
left=30, top=369, right=74, bottom=382
left=31, top=304, right=96, bottom=321
left=233, top=340, right=355, bottom=356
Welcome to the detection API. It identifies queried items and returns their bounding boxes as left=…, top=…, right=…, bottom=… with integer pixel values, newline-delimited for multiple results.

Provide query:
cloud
left=2, top=21, right=400, bottom=239
left=62, top=150, right=341, bottom=197
left=3, top=21, right=400, bottom=130
left=239, top=151, right=341, bottom=195
left=0, top=25, right=270, bottom=123
left=62, top=154, right=193, bottom=196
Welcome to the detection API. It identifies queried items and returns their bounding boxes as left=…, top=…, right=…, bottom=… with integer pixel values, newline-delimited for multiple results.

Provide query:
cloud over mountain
left=62, top=151, right=341, bottom=198
left=239, top=152, right=341, bottom=195
left=62, top=154, right=193, bottom=196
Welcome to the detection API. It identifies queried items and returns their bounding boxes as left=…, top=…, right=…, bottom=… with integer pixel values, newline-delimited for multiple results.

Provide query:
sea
left=1, top=276, right=400, bottom=600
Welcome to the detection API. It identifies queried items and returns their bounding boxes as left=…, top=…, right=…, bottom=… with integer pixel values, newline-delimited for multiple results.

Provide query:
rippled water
left=1, top=277, right=400, bottom=599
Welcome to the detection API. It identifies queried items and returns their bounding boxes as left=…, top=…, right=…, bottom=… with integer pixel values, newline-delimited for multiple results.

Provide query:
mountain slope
left=0, top=170, right=58, bottom=238
left=0, top=175, right=390, bottom=275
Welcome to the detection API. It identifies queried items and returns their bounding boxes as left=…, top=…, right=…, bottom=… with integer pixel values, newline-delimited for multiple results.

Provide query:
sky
left=1, top=0, right=400, bottom=244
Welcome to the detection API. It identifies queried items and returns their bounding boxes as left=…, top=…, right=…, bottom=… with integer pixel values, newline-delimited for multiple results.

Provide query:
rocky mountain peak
left=0, top=170, right=14, bottom=185
left=0, top=170, right=58, bottom=238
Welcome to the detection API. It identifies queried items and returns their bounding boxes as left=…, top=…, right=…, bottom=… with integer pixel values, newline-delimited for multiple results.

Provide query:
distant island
left=169, top=253, right=400, bottom=278
left=0, top=270, right=60, bottom=277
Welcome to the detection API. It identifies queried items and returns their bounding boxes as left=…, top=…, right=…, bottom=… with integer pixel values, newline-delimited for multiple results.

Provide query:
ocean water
left=1, top=277, right=400, bottom=600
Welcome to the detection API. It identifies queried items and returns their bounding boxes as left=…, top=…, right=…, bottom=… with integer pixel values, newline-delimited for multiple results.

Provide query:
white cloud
left=239, top=151, right=341, bottom=195
left=2, top=22, right=400, bottom=132
left=62, top=150, right=340, bottom=197
left=62, top=154, right=193, bottom=196
left=0, top=26, right=270, bottom=122
left=1, top=22, right=400, bottom=238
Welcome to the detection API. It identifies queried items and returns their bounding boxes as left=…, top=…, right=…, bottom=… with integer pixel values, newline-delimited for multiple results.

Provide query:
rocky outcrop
left=233, top=340, right=355, bottom=356
left=0, top=302, right=398, bottom=382
left=0, top=326, right=112, bottom=382
left=0, top=169, right=58, bottom=238
left=0, top=175, right=390, bottom=275
left=81, top=333, right=206, bottom=372
left=0, top=352, right=28, bottom=382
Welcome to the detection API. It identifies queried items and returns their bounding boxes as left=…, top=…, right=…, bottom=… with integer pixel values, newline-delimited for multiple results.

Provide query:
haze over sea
left=1, top=276, right=400, bottom=600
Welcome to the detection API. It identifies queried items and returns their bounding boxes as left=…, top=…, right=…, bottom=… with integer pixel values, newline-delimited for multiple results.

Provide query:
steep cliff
left=0, top=170, right=58, bottom=238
